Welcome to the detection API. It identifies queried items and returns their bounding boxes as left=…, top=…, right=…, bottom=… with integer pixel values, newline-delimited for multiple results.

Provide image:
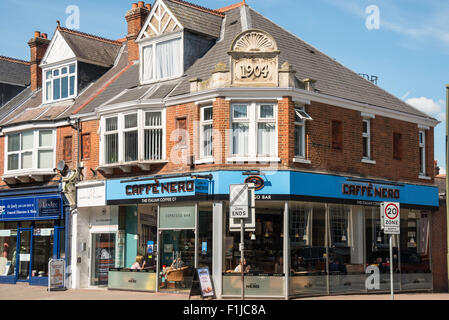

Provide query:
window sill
left=98, top=160, right=168, bottom=175
left=361, top=159, right=376, bottom=165
left=292, top=157, right=311, bottom=164
left=2, top=169, right=56, bottom=184
left=226, top=157, right=281, bottom=163
left=419, top=175, right=431, bottom=180
left=195, top=158, right=214, bottom=165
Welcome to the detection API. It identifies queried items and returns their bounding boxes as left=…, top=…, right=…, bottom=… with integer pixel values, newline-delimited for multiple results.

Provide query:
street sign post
left=381, top=202, right=400, bottom=300
left=229, top=184, right=255, bottom=300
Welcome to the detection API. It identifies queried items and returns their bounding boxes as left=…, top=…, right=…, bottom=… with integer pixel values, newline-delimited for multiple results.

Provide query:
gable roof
left=43, top=27, right=122, bottom=68
left=0, top=56, right=30, bottom=87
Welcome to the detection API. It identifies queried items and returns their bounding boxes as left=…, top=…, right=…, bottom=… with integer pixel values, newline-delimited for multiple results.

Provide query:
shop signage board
left=381, top=202, right=400, bottom=235
left=48, top=259, right=66, bottom=291
left=0, top=196, right=62, bottom=221
left=159, top=205, right=196, bottom=229
left=77, top=182, right=106, bottom=207
left=106, top=178, right=209, bottom=205
left=189, top=267, right=215, bottom=300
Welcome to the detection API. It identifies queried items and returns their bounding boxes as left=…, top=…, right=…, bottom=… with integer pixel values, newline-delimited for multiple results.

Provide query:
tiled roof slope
left=164, top=0, right=224, bottom=38
left=0, top=44, right=130, bottom=126
left=247, top=8, right=432, bottom=119
left=0, top=56, right=30, bottom=87
left=58, top=27, right=122, bottom=67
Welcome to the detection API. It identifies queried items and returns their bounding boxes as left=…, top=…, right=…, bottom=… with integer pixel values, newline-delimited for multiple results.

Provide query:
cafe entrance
left=157, top=204, right=197, bottom=292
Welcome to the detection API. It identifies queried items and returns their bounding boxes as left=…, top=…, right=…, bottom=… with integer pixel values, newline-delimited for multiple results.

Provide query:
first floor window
left=362, top=119, right=371, bottom=159
left=44, top=63, right=76, bottom=103
left=102, top=110, right=164, bottom=165
left=294, top=107, right=312, bottom=158
left=419, top=130, right=426, bottom=175
left=6, top=129, right=54, bottom=171
left=231, top=103, right=277, bottom=158
left=200, top=106, right=213, bottom=158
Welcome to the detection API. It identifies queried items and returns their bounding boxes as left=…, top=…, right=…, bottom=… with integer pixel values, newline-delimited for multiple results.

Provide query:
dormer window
left=44, top=62, right=77, bottom=103
left=140, top=34, right=182, bottom=83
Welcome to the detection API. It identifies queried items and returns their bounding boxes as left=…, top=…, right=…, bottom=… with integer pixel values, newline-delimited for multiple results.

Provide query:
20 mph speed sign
left=382, top=202, right=400, bottom=234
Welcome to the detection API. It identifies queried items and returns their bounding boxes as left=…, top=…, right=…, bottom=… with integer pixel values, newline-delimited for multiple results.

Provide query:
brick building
left=0, top=0, right=441, bottom=298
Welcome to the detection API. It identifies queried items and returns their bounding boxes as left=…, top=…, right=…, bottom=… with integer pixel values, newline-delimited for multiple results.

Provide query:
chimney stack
left=28, top=31, right=50, bottom=91
left=125, top=2, right=151, bottom=63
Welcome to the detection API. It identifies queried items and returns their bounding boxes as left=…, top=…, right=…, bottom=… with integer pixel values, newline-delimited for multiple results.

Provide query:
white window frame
left=228, top=102, right=279, bottom=162
left=43, top=61, right=77, bottom=103
left=139, top=32, right=184, bottom=85
left=362, top=119, right=371, bottom=160
left=419, top=130, right=426, bottom=176
left=5, top=129, right=56, bottom=173
left=100, top=110, right=166, bottom=166
left=199, top=105, right=214, bottom=162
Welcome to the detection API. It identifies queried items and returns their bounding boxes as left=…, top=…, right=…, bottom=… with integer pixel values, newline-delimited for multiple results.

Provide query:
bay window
left=230, top=102, right=278, bottom=160
left=44, top=63, right=76, bottom=103
left=200, top=106, right=213, bottom=159
left=6, top=130, right=55, bottom=171
left=141, top=35, right=182, bottom=83
left=102, top=110, right=165, bottom=165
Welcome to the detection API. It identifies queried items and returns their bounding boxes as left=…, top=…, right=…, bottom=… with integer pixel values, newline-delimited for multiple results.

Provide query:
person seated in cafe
left=170, top=257, right=185, bottom=270
left=329, top=258, right=347, bottom=274
left=131, top=256, right=146, bottom=270
left=274, top=256, right=283, bottom=273
left=234, top=258, right=251, bottom=273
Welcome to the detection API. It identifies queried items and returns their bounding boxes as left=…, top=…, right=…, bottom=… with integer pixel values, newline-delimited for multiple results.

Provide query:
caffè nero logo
left=126, top=180, right=195, bottom=196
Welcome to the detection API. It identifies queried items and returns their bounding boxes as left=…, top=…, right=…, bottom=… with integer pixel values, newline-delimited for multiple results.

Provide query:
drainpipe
left=446, top=85, right=449, bottom=292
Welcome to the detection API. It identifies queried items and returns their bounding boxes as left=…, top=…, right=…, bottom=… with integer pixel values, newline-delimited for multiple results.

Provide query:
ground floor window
left=0, top=222, right=17, bottom=277
left=91, top=233, right=116, bottom=286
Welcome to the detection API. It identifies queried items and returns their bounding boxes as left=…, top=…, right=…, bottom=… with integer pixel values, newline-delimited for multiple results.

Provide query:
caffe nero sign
left=0, top=196, right=62, bottom=221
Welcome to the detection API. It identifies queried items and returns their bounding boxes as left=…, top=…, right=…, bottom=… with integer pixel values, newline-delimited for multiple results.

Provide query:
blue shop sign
left=0, top=195, right=62, bottom=221
left=107, top=177, right=209, bottom=204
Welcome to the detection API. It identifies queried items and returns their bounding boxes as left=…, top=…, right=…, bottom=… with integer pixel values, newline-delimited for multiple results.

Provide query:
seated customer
left=170, top=257, right=185, bottom=269
left=274, top=256, right=283, bottom=273
left=131, top=256, right=146, bottom=270
left=234, top=258, right=251, bottom=273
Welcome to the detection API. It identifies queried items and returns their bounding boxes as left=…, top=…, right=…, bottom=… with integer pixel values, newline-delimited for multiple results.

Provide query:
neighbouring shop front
left=102, top=170, right=438, bottom=298
left=0, top=185, right=67, bottom=286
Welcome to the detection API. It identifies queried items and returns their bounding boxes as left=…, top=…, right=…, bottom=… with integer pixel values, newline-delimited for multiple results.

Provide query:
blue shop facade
left=81, top=170, right=438, bottom=298
left=0, top=184, right=68, bottom=286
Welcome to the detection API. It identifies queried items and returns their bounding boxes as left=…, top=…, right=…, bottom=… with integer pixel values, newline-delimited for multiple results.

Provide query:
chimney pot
left=34, top=31, right=41, bottom=38
left=131, top=3, right=138, bottom=9
left=145, top=4, right=151, bottom=10
left=138, top=1, right=144, bottom=8
left=42, top=33, right=48, bottom=39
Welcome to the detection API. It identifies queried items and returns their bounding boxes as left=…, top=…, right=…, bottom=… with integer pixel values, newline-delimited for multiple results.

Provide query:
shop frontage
left=0, top=185, right=67, bottom=286
left=101, top=170, right=438, bottom=298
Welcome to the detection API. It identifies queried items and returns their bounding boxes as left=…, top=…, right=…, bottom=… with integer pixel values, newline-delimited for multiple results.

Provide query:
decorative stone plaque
left=229, top=29, right=280, bottom=87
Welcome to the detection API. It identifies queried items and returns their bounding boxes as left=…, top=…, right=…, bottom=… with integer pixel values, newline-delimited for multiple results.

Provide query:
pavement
left=0, top=283, right=449, bottom=300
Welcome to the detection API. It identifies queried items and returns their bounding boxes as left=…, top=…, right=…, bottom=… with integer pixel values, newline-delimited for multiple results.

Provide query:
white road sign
left=382, top=202, right=400, bottom=234
left=230, top=184, right=250, bottom=218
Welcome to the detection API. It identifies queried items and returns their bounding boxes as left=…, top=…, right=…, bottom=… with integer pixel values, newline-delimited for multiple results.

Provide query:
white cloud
left=406, top=97, right=445, bottom=121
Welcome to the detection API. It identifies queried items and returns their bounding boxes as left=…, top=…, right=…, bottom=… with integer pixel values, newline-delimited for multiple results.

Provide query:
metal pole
left=390, top=234, right=394, bottom=300
left=241, top=218, right=245, bottom=300
left=446, top=84, right=449, bottom=293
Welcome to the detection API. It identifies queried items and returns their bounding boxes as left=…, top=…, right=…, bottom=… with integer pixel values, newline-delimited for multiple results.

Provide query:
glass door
left=17, top=229, right=31, bottom=281
left=91, top=233, right=116, bottom=286
left=159, top=230, right=195, bottom=291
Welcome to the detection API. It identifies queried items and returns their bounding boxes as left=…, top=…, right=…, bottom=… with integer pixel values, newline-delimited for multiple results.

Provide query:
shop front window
left=0, top=222, right=17, bottom=277
left=223, top=202, right=284, bottom=297
left=91, top=233, right=116, bottom=286
left=400, top=210, right=432, bottom=290
left=198, top=203, right=213, bottom=271
left=289, top=202, right=327, bottom=296
left=137, top=204, right=158, bottom=272
left=32, top=221, right=54, bottom=278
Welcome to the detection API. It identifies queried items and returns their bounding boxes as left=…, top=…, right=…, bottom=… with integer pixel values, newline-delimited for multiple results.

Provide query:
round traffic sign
left=384, top=203, right=399, bottom=220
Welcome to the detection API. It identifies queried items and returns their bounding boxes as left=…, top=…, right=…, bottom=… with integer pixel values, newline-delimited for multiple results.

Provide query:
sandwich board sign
left=382, top=202, right=400, bottom=235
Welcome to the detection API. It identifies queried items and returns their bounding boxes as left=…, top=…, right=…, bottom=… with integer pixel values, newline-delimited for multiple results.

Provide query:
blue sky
left=0, top=0, right=447, bottom=173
